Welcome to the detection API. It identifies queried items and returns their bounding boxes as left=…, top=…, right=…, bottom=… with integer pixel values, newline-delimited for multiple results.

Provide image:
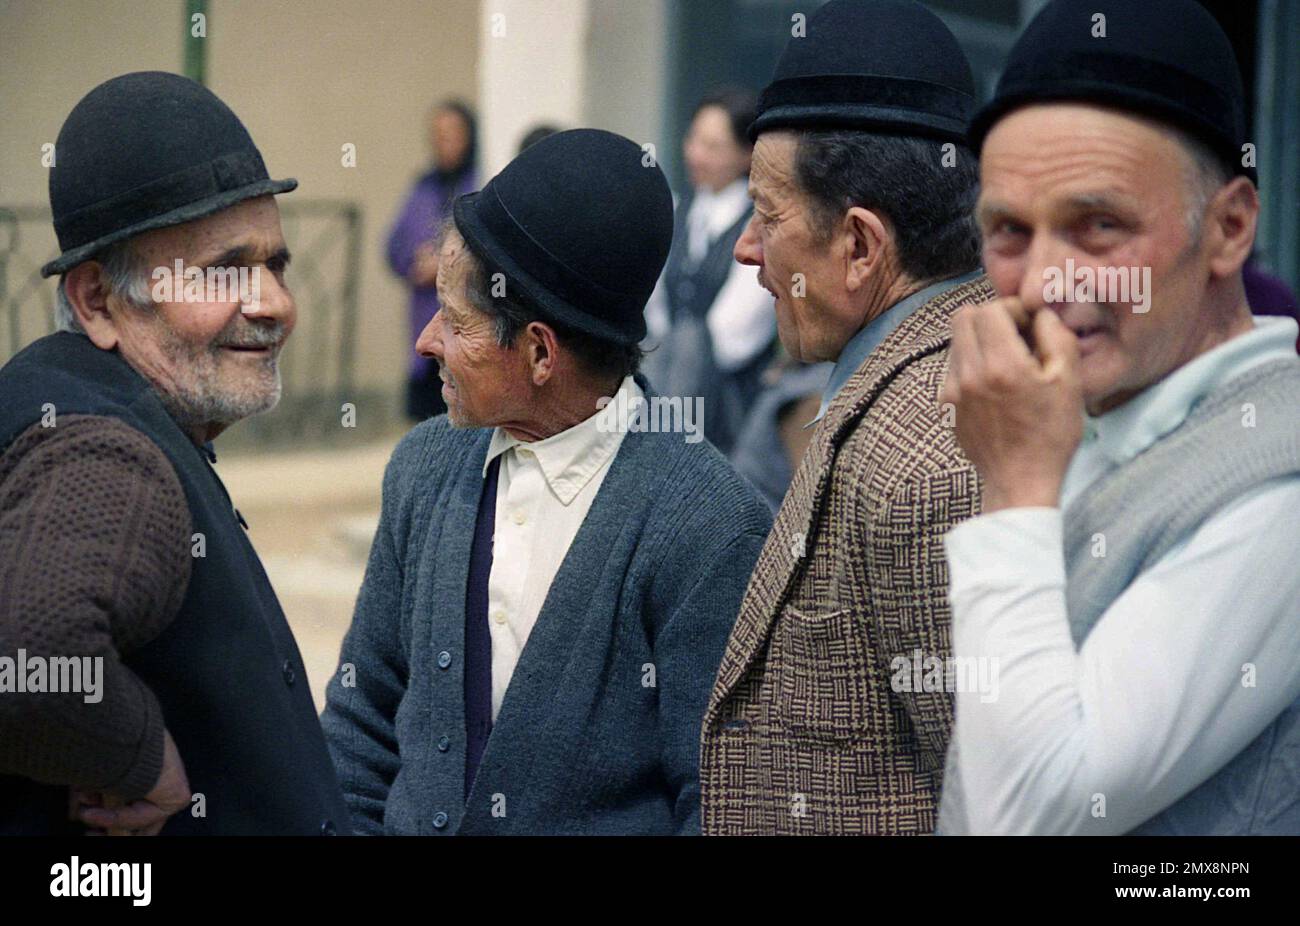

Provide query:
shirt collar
left=813, top=269, right=982, bottom=424
left=482, top=376, right=640, bottom=505
left=1088, top=315, right=1299, bottom=465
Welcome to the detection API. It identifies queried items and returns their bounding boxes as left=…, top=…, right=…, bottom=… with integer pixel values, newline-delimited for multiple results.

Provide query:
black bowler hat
left=452, top=128, right=673, bottom=347
left=41, top=71, right=296, bottom=278
left=749, top=0, right=976, bottom=144
left=969, top=0, right=1256, bottom=184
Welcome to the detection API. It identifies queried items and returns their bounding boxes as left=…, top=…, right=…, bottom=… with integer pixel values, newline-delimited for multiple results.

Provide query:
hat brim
left=40, top=177, right=298, bottom=277
left=451, top=190, right=645, bottom=347
left=968, top=91, right=1258, bottom=186
left=749, top=104, right=971, bottom=145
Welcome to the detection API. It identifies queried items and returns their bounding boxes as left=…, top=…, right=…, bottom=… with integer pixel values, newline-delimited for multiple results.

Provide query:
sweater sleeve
left=320, top=438, right=413, bottom=835
left=655, top=526, right=769, bottom=835
left=0, top=415, right=192, bottom=799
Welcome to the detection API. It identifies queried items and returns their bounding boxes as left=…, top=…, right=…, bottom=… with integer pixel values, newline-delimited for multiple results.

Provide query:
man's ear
left=63, top=261, right=120, bottom=350
left=842, top=206, right=891, bottom=294
left=1203, top=176, right=1259, bottom=280
left=524, top=320, right=561, bottom=387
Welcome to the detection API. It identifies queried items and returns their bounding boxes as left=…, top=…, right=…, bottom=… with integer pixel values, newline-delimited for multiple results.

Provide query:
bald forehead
left=979, top=103, right=1192, bottom=215
left=134, top=195, right=285, bottom=263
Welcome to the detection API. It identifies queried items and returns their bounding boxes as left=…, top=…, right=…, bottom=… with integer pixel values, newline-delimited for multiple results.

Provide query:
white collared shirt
left=480, top=376, right=640, bottom=721
left=684, top=178, right=752, bottom=265
left=942, top=316, right=1300, bottom=834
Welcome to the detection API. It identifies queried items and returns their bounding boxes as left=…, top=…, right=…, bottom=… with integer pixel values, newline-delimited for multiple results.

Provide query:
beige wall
left=0, top=0, right=480, bottom=402
left=584, top=0, right=668, bottom=159
left=475, top=0, right=669, bottom=180
left=0, top=2, right=182, bottom=192
left=0, top=0, right=183, bottom=356
left=477, top=0, right=589, bottom=178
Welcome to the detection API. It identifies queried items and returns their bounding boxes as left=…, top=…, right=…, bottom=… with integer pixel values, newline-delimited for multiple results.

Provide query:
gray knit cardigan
left=321, top=412, right=772, bottom=835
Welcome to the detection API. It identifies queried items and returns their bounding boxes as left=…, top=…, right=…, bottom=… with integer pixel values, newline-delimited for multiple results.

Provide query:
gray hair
left=55, top=237, right=153, bottom=333
left=793, top=131, right=982, bottom=286
left=1174, top=127, right=1233, bottom=244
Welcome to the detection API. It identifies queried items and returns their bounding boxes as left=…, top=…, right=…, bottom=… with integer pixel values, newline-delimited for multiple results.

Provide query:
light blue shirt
left=813, top=270, right=982, bottom=423
left=943, top=315, right=1300, bottom=834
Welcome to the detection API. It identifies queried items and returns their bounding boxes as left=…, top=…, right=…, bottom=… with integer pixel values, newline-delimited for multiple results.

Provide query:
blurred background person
left=729, top=355, right=831, bottom=513
left=387, top=99, right=479, bottom=422
left=643, top=87, right=776, bottom=455
left=518, top=123, right=561, bottom=154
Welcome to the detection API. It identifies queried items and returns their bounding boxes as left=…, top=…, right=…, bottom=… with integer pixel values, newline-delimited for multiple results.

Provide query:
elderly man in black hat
left=937, top=0, right=1300, bottom=834
left=320, top=128, right=771, bottom=835
left=0, top=72, right=349, bottom=835
left=700, top=0, right=995, bottom=835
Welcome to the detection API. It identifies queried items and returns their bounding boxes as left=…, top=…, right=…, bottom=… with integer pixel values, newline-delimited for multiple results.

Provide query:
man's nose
left=1018, top=235, right=1067, bottom=314
left=242, top=267, right=296, bottom=329
left=734, top=213, right=762, bottom=267
left=415, top=309, right=445, bottom=360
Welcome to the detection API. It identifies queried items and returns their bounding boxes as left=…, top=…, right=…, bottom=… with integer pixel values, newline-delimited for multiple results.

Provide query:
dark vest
left=662, top=189, right=752, bottom=326
left=0, top=333, right=349, bottom=835
left=652, top=188, right=773, bottom=455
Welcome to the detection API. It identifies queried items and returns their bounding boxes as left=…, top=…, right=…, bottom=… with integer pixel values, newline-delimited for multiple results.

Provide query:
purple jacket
left=1244, top=263, right=1300, bottom=354
left=386, top=168, right=479, bottom=377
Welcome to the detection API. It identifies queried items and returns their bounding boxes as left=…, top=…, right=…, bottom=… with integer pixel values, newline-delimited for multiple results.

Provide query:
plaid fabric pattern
left=701, top=276, right=995, bottom=835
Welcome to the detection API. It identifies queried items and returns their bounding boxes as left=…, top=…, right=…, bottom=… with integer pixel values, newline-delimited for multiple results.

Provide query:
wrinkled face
left=683, top=105, right=751, bottom=193
left=113, top=195, right=295, bottom=434
left=734, top=131, right=860, bottom=362
left=430, top=108, right=471, bottom=172
left=979, top=104, right=1223, bottom=414
left=415, top=228, right=532, bottom=428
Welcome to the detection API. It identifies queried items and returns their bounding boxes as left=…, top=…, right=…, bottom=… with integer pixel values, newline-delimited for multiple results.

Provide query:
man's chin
left=225, top=371, right=282, bottom=417
left=214, top=393, right=282, bottom=429
left=774, top=324, right=805, bottom=363
left=1081, top=373, right=1139, bottom=417
left=444, top=407, right=476, bottom=429
left=250, top=388, right=281, bottom=418
left=206, top=374, right=283, bottom=423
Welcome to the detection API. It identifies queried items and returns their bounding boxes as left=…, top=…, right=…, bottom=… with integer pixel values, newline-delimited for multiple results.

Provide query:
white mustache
left=215, top=326, right=285, bottom=349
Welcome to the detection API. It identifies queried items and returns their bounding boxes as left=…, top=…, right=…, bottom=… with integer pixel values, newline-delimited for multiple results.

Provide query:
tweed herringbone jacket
left=700, top=275, right=995, bottom=835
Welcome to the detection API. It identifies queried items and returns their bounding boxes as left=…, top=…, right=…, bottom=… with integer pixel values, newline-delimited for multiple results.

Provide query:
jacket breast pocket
left=770, top=605, right=874, bottom=743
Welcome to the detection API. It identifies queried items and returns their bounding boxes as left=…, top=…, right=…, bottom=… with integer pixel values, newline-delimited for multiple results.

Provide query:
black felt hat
left=969, top=0, right=1256, bottom=184
left=41, top=71, right=296, bottom=277
left=452, top=128, right=673, bottom=347
left=749, top=0, right=976, bottom=144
